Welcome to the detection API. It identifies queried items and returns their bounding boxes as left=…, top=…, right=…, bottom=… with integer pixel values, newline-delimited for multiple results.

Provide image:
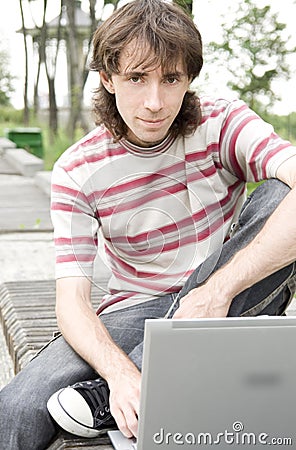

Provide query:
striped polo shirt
left=51, top=96, right=296, bottom=314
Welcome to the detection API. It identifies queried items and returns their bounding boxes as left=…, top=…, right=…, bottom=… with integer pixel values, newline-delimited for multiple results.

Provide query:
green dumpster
left=5, top=127, right=43, bottom=159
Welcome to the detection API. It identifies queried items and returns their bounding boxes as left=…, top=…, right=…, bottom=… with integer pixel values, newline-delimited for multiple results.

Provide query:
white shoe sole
left=47, top=388, right=101, bottom=438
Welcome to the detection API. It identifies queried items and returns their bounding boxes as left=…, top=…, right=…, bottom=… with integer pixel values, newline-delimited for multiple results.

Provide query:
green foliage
left=173, top=0, right=193, bottom=14
left=42, top=127, right=84, bottom=170
left=0, top=110, right=84, bottom=170
left=0, top=45, right=15, bottom=106
left=266, top=112, right=296, bottom=144
left=247, top=181, right=264, bottom=196
left=0, top=108, right=42, bottom=137
left=103, top=0, right=120, bottom=8
left=206, top=0, right=295, bottom=112
left=0, top=107, right=24, bottom=125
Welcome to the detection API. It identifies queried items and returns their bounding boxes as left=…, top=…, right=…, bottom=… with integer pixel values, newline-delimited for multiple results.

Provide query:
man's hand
left=108, top=363, right=141, bottom=438
left=56, top=277, right=142, bottom=438
left=173, top=281, right=231, bottom=319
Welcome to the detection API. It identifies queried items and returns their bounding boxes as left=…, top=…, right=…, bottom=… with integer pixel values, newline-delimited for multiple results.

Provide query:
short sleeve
left=219, top=100, right=296, bottom=182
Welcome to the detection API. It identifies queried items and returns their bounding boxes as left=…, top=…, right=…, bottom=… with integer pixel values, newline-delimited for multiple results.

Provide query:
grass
left=0, top=109, right=84, bottom=170
left=247, top=181, right=264, bottom=196
left=42, top=128, right=84, bottom=170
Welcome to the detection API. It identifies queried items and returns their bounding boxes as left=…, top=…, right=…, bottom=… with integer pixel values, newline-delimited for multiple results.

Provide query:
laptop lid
left=134, top=316, right=296, bottom=449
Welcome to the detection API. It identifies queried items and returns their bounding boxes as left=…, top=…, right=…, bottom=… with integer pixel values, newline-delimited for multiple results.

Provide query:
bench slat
left=0, top=279, right=113, bottom=450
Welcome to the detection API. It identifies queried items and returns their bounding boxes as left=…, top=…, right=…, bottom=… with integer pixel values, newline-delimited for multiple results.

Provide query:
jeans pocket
left=284, top=272, right=296, bottom=314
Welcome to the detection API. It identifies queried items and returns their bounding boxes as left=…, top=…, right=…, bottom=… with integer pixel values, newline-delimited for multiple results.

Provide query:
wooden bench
left=0, top=279, right=113, bottom=450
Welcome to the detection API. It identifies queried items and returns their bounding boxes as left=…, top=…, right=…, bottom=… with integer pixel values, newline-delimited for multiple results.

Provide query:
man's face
left=100, top=44, right=191, bottom=147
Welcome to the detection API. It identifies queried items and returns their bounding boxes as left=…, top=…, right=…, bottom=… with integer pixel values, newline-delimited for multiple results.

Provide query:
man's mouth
left=139, top=118, right=167, bottom=126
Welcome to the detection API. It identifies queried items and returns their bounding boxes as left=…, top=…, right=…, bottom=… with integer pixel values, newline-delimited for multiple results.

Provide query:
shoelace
left=72, top=379, right=111, bottom=419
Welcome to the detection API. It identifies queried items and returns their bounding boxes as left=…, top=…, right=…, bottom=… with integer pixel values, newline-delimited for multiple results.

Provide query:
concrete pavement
left=0, top=143, right=109, bottom=390
left=0, top=144, right=55, bottom=389
left=0, top=174, right=52, bottom=232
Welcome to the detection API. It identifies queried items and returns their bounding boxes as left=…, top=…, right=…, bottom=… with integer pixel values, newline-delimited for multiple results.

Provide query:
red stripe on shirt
left=62, top=147, right=127, bottom=173
left=97, top=182, right=187, bottom=217
left=56, top=254, right=96, bottom=263
left=88, top=161, right=185, bottom=201
left=54, top=237, right=98, bottom=246
left=221, top=105, right=257, bottom=180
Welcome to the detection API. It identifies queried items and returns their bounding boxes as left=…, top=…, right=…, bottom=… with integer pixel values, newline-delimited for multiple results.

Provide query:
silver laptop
left=109, top=316, right=296, bottom=449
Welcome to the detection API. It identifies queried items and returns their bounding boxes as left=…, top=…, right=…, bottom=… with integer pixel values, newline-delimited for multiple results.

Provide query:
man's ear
left=100, top=71, right=115, bottom=94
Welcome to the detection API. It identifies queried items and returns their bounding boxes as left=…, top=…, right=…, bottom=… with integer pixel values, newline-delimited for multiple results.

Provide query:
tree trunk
left=33, top=0, right=47, bottom=116
left=48, top=77, right=58, bottom=141
left=19, top=0, right=30, bottom=124
left=44, top=1, right=62, bottom=139
left=33, top=46, right=41, bottom=116
left=64, top=0, right=83, bottom=140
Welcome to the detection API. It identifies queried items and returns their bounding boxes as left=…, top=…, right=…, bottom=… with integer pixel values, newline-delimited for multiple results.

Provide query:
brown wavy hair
left=90, top=0, right=203, bottom=141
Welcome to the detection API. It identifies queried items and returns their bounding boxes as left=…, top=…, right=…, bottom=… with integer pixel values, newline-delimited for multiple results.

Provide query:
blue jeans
left=1, top=180, right=295, bottom=449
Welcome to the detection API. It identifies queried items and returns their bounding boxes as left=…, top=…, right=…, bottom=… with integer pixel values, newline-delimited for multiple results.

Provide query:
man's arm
left=174, top=155, right=296, bottom=319
left=56, top=277, right=140, bottom=438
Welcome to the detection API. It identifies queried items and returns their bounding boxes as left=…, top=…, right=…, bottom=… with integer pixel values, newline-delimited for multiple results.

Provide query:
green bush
left=43, top=127, right=84, bottom=170
left=0, top=109, right=84, bottom=170
left=0, top=107, right=24, bottom=128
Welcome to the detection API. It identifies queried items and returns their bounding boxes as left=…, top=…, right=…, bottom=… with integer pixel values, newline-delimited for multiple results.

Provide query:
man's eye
left=166, top=77, right=178, bottom=84
left=129, top=77, right=142, bottom=83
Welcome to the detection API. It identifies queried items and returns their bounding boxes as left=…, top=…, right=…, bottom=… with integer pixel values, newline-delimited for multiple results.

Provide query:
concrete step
left=0, top=137, right=17, bottom=151
left=35, top=170, right=52, bottom=196
left=4, top=148, right=44, bottom=177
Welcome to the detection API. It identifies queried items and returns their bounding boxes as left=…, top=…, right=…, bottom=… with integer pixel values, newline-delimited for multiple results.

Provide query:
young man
left=1, top=0, right=296, bottom=448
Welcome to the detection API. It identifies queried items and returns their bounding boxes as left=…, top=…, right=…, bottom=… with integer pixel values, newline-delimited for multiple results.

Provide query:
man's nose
left=143, top=83, right=164, bottom=112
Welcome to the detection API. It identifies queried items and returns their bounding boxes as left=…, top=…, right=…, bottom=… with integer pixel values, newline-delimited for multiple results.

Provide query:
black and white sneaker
left=47, top=378, right=116, bottom=438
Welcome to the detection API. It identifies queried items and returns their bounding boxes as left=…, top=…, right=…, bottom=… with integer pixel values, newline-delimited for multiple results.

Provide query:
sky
left=1, top=0, right=296, bottom=114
